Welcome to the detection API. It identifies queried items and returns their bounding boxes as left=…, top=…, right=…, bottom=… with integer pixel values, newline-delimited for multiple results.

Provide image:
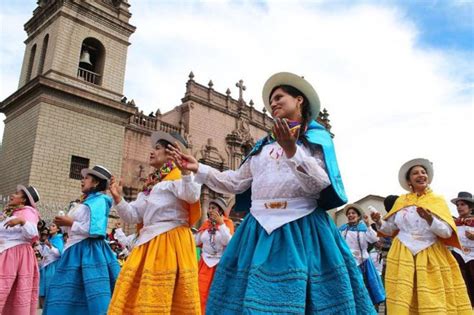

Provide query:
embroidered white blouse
left=195, top=224, right=232, bottom=267
left=378, top=205, right=452, bottom=255
left=63, top=204, right=92, bottom=251
left=39, top=242, right=61, bottom=268
left=453, top=225, right=474, bottom=263
left=0, top=216, right=38, bottom=254
left=115, top=174, right=201, bottom=248
left=195, top=142, right=331, bottom=234
left=340, top=225, right=379, bottom=265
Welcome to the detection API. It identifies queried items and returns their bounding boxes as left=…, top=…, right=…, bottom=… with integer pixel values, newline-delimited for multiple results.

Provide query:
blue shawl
left=49, top=233, right=64, bottom=254
left=83, top=192, right=112, bottom=238
left=338, top=222, right=368, bottom=232
left=234, top=120, right=347, bottom=212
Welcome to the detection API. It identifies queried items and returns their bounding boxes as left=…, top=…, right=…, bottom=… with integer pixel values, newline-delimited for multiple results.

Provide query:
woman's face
left=149, top=143, right=169, bottom=168
left=407, top=166, right=428, bottom=193
left=208, top=203, right=223, bottom=216
left=49, top=223, right=59, bottom=235
left=456, top=200, right=472, bottom=217
left=346, top=208, right=360, bottom=224
left=269, top=87, right=304, bottom=122
left=81, top=174, right=98, bottom=194
left=9, top=190, right=27, bottom=206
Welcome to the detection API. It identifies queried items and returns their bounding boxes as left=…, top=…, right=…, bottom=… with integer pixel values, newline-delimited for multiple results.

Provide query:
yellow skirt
left=385, top=238, right=472, bottom=315
left=108, top=226, right=201, bottom=315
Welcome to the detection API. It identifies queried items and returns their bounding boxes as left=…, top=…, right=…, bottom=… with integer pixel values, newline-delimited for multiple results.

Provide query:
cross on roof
left=235, top=79, right=246, bottom=101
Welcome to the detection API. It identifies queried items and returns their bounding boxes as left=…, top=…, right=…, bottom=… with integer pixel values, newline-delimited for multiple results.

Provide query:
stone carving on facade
left=196, top=138, right=226, bottom=171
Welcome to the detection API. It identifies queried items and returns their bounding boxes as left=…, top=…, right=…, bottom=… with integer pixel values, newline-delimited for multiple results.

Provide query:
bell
left=79, top=49, right=92, bottom=67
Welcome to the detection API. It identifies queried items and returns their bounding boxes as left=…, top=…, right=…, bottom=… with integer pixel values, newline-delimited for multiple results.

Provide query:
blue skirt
left=359, top=258, right=386, bottom=304
left=39, top=260, right=59, bottom=297
left=206, top=209, right=376, bottom=314
left=43, top=238, right=120, bottom=315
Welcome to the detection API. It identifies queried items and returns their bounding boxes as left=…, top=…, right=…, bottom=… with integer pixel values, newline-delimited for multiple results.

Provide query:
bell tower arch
left=0, top=0, right=136, bottom=208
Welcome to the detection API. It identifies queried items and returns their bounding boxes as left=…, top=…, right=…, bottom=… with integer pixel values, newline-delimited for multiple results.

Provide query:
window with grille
left=69, top=156, right=89, bottom=180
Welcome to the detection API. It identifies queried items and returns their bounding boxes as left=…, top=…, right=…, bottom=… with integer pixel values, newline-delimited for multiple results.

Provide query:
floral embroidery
left=141, top=161, right=175, bottom=196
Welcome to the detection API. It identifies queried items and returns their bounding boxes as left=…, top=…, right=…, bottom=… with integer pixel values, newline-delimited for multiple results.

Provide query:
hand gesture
left=3, top=217, right=25, bottom=228
left=109, top=176, right=123, bottom=204
left=53, top=215, right=74, bottom=227
left=166, top=143, right=199, bottom=173
left=370, top=212, right=381, bottom=223
left=273, top=118, right=299, bottom=158
left=209, top=209, right=224, bottom=226
left=363, top=214, right=370, bottom=226
left=466, top=230, right=474, bottom=240
left=44, top=239, right=51, bottom=248
left=416, top=207, right=433, bottom=225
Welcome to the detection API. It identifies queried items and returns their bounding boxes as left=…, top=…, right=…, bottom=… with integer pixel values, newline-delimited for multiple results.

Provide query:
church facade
left=0, top=0, right=333, bottom=226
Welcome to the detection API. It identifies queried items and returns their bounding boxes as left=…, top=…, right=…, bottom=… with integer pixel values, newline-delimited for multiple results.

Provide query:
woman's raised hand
left=166, top=142, right=199, bottom=173
left=109, top=176, right=123, bottom=204
left=416, top=207, right=434, bottom=225
left=53, top=215, right=73, bottom=227
left=370, top=211, right=381, bottom=223
left=273, top=118, right=298, bottom=158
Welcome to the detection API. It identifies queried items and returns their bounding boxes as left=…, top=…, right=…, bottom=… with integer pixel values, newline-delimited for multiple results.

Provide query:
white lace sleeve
left=169, top=174, right=201, bottom=204
left=378, top=215, right=398, bottom=235
left=429, top=216, right=453, bottom=239
left=194, top=161, right=253, bottom=195
left=283, top=145, right=331, bottom=194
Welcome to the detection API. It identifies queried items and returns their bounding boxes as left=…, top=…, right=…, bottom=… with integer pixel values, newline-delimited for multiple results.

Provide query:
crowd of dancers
left=1, top=72, right=473, bottom=315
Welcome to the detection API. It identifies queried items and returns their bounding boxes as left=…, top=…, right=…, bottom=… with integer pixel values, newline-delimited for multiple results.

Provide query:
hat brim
left=17, top=184, right=39, bottom=208
left=80, top=169, right=111, bottom=186
left=343, top=203, right=364, bottom=216
left=451, top=197, right=474, bottom=205
left=150, top=131, right=188, bottom=154
left=262, top=72, right=320, bottom=121
left=398, top=158, right=433, bottom=192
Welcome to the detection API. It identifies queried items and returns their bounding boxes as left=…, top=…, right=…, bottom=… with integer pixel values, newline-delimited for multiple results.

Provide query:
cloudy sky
left=1, top=0, right=473, bottom=214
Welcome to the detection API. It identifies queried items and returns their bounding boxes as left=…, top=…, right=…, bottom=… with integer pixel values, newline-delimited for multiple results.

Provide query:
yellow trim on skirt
left=108, top=226, right=201, bottom=315
left=385, top=238, right=472, bottom=315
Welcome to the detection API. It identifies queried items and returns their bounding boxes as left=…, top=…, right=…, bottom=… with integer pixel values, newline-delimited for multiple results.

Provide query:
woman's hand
left=363, top=214, right=370, bottom=226
left=466, top=230, right=474, bottom=240
left=109, top=176, right=123, bottom=204
left=209, top=210, right=224, bottom=226
left=166, top=143, right=199, bottom=173
left=3, top=217, right=26, bottom=228
left=273, top=118, right=299, bottom=158
left=416, top=207, right=433, bottom=225
left=370, top=212, right=381, bottom=223
left=53, top=216, right=74, bottom=227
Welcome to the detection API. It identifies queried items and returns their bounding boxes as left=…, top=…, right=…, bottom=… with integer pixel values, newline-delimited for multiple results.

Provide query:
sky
left=0, top=0, right=473, bottom=215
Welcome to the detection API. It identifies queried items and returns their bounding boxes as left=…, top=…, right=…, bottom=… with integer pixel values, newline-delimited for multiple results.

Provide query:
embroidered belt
left=264, top=201, right=288, bottom=209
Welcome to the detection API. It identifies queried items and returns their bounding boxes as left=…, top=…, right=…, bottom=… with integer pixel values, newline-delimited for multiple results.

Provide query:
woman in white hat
left=195, top=197, right=234, bottom=314
left=108, top=131, right=202, bottom=314
left=339, top=204, right=385, bottom=307
left=451, top=191, right=474, bottom=307
left=0, top=185, right=40, bottom=315
left=43, top=165, right=120, bottom=315
left=371, top=159, right=471, bottom=314
left=168, top=72, right=375, bottom=314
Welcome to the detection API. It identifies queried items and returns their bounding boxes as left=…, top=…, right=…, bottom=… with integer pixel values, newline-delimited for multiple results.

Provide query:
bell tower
left=0, top=0, right=136, bottom=206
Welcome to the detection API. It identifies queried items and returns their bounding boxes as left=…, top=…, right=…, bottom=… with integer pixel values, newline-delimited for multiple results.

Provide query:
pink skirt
left=0, top=244, right=39, bottom=315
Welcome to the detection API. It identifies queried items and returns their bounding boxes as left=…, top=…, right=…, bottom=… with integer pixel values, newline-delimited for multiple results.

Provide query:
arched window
left=26, top=44, right=37, bottom=82
left=77, top=37, right=105, bottom=85
left=38, top=34, right=49, bottom=75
